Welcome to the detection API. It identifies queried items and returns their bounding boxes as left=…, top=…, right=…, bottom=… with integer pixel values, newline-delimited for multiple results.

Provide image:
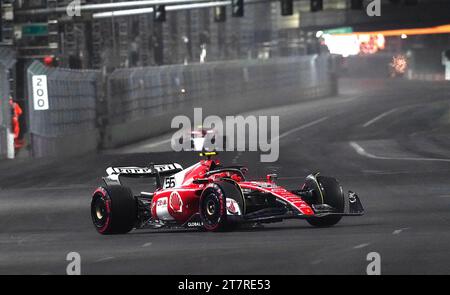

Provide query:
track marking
left=335, top=95, right=360, bottom=103
left=349, top=141, right=450, bottom=163
left=363, top=108, right=400, bottom=127
left=141, top=138, right=172, bottom=149
left=353, top=243, right=370, bottom=249
left=362, top=170, right=412, bottom=175
left=310, top=259, right=323, bottom=265
left=438, top=195, right=450, bottom=198
left=362, top=169, right=384, bottom=174
left=95, top=257, right=115, bottom=263
left=393, top=228, right=410, bottom=235
left=142, top=242, right=153, bottom=247
left=277, top=117, right=329, bottom=140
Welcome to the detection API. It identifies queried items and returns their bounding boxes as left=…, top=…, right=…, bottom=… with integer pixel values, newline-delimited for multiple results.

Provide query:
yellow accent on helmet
left=199, top=151, right=218, bottom=157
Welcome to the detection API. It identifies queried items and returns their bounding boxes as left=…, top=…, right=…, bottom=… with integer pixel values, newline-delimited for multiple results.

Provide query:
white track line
left=349, top=141, right=450, bottom=163
left=95, top=257, right=115, bottom=263
left=310, top=259, right=323, bottom=265
left=363, top=108, right=400, bottom=128
left=393, top=228, right=410, bottom=235
left=277, top=117, right=329, bottom=140
left=353, top=243, right=370, bottom=249
left=141, top=138, right=172, bottom=149
left=335, top=96, right=360, bottom=103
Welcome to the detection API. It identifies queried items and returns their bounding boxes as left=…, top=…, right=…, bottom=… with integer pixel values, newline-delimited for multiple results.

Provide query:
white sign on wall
left=32, top=75, right=49, bottom=110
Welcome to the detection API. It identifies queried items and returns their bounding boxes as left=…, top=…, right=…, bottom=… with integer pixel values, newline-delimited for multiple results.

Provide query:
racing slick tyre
left=91, top=186, right=137, bottom=234
left=305, top=176, right=345, bottom=227
left=199, top=181, right=244, bottom=232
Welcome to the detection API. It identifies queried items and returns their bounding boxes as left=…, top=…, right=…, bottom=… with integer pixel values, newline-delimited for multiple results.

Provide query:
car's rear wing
left=103, top=164, right=183, bottom=187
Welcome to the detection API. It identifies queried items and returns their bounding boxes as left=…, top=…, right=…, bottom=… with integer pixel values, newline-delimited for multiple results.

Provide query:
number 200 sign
left=32, top=75, right=49, bottom=110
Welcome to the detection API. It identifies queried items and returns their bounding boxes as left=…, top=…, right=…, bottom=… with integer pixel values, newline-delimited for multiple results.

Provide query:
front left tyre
left=199, top=181, right=243, bottom=232
left=91, top=186, right=137, bottom=234
left=304, top=175, right=345, bottom=227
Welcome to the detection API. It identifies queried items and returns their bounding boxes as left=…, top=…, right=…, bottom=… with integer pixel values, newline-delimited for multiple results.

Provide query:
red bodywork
left=149, top=159, right=314, bottom=224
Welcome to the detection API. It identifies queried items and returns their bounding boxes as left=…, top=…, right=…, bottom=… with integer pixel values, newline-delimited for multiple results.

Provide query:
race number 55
left=32, top=75, right=49, bottom=111
left=164, top=176, right=176, bottom=188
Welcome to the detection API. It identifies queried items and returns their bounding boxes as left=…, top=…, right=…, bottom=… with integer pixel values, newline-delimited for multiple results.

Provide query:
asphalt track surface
left=1, top=78, right=450, bottom=274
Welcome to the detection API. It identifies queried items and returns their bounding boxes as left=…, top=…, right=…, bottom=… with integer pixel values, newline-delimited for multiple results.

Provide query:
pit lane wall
left=0, top=46, right=16, bottom=160
left=27, top=55, right=336, bottom=157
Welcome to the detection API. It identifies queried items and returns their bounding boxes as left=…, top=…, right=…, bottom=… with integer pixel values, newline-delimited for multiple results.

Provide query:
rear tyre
left=305, top=176, right=344, bottom=227
left=91, top=186, right=137, bottom=234
left=199, top=181, right=243, bottom=232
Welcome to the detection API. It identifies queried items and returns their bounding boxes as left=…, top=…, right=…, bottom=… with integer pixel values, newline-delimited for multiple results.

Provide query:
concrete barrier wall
left=26, top=54, right=337, bottom=157
left=407, top=48, right=446, bottom=81
left=27, top=62, right=100, bottom=158
left=104, top=55, right=336, bottom=148
left=343, top=54, right=392, bottom=78
left=0, top=65, right=10, bottom=160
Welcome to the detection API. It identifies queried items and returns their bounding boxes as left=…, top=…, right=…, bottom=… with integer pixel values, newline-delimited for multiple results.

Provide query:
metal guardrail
left=0, top=46, right=16, bottom=159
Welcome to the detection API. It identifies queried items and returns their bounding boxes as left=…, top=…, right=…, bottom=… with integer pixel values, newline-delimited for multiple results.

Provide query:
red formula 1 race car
left=90, top=152, right=364, bottom=234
